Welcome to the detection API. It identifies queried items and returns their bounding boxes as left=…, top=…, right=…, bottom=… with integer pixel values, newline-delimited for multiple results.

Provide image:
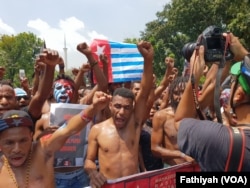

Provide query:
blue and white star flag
left=90, top=39, right=144, bottom=83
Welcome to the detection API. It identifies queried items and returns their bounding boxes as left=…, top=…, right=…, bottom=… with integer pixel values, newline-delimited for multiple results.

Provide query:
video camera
left=182, top=25, right=234, bottom=62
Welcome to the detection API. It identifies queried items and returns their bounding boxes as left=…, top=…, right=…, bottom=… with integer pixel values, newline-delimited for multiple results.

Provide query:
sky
left=0, top=0, right=169, bottom=70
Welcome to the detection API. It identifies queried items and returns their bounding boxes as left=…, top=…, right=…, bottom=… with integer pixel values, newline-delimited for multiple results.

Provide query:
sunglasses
left=16, top=96, right=30, bottom=101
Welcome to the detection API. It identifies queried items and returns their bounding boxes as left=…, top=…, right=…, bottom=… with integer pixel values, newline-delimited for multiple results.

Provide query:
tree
left=140, top=3, right=189, bottom=79
left=167, top=0, right=250, bottom=47
left=123, top=38, right=140, bottom=44
left=0, top=32, right=44, bottom=86
left=140, top=0, right=250, bottom=79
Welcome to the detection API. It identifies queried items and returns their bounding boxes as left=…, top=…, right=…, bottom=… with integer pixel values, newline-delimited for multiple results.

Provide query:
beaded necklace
left=4, top=150, right=32, bottom=188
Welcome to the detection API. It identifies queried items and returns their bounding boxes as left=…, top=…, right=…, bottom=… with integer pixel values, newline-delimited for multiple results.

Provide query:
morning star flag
left=90, top=39, right=144, bottom=83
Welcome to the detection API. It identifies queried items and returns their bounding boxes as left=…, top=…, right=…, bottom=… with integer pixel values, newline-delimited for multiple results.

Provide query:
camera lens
left=212, top=27, right=222, bottom=36
left=181, top=42, right=197, bottom=62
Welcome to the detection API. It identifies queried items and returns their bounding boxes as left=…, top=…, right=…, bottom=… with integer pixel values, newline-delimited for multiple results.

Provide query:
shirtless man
left=33, top=42, right=108, bottom=188
left=0, top=91, right=111, bottom=188
left=84, top=41, right=154, bottom=188
left=151, top=76, right=194, bottom=166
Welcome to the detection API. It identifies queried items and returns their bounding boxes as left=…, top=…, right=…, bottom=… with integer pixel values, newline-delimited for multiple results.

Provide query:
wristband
left=80, top=110, right=92, bottom=123
left=90, top=61, right=98, bottom=68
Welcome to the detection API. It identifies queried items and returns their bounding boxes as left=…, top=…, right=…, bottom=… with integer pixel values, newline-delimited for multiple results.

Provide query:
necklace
left=4, top=150, right=32, bottom=188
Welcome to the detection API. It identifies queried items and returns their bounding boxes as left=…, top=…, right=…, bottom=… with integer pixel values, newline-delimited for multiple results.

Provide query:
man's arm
left=77, top=42, right=108, bottom=92
left=20, top=77, right=32, bottom=98
left=84, top=124, right=107, bottom=187
left=174, top=46, right=206, bottom=130
left=42, top=91, right=111, bottom=152
left=58, top=57, right=65, bottom=75
left=151, top=111, right=165, bottom=157
left=31, top=61, right=45, bottom=97
left=77, top=43, right=108, bottom=106
left=146, top=60, right=177, bottom=116
left=138, top=146, right=146, bottom=172
left=174, top=32, right=248, bottom=130
left=100, top=54, right=109, bottom=85
left=84, top=125, right=99, bottom=173
left=154, top=57, right=177, bottom=99
left=151, top=111, right=192, bottom=161
left=135, top=41, right=154, bottom=125
left=74, top=64, right=92, bottom=104
left=28, top=49, right=59, bottom=119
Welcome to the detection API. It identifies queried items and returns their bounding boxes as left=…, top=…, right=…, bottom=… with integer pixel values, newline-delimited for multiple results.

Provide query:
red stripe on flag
left=90, top=39, right=113, bottom=83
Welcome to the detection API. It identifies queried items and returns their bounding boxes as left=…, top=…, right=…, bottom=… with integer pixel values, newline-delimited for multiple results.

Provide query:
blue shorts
left=55, top=168, right=90, bottom=188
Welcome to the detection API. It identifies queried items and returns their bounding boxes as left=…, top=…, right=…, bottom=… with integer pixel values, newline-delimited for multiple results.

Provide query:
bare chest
left=0, top=155, right=55, bottom=188
left=0, top=168, right=53, bottom=188
left=98, top=129, right=139, bottom=154
left=163, top=118, right=178, bottom=143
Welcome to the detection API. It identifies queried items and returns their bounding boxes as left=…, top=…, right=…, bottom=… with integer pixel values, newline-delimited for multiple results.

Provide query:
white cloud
left=0, top=0, right=169, bottom=71
left=26, top=17, right=109, bottom=69
left=59, top=17, right=85, bottom=32
left=27, top=19, right=50, bottom=31
left=0, top=17, right=109, bottom=69
left=0, top=19, right=15, bottom=34
left=88, top=30, right=108, bottom=41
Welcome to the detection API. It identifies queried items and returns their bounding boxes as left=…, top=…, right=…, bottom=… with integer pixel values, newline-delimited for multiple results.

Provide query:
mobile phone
left=19, top=69, right=25, bottom=79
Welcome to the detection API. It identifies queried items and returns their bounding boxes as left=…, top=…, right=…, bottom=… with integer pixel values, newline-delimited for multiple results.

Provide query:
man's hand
left=189, top=45, right=206, bottom=82
left=72, top=68, right=79, bottom=76
left=165, top=58, right=178, bottom=83
left=137, top=41, right=154, bottom=62
left=167, top=67, right=178, bottom=83
left=184, top=155, right=195, bottom=163
left=77, top=42, right=97, bottom=64
left=80, top=64, right=91, bottom=73
left=89, top=170, right=107, bottom=188
left=34, top=61, right=46, bottom=75
left=92, top=91, right=111, bottom=111
left=99, top=54, right=108, bottom=64
left=20, top=77, right=29, bottom=88
left=165, top=57, right=174, bottom=68
left=77, top=42, right=92, bottom=57
left=227, top=33, right=249, bottom=61
left=37, top=49, right=60, bottom=67
left=57, top=57, right=64, bottom=66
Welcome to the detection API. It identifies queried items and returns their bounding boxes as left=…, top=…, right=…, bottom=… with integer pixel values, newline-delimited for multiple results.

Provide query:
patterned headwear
left=0, top=110, right=33, bottom=132
left=14, top=88, right=27, bottom=96
left=230, top=55, right=250, bottom=94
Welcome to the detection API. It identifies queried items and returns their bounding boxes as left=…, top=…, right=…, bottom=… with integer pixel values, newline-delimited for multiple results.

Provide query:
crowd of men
left=0, top=31, right=249, bottom=188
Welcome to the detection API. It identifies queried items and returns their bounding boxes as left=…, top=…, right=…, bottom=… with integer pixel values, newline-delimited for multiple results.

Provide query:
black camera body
left=182, top=25, right=234, bottom=62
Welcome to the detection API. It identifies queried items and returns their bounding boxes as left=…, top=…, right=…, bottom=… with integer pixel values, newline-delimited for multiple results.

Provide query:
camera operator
left=174, top=31, right=250, bottom=171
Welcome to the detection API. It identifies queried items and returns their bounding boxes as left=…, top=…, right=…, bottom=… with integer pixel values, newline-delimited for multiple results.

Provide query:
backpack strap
left=224, top=127, right=245, bottom=171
